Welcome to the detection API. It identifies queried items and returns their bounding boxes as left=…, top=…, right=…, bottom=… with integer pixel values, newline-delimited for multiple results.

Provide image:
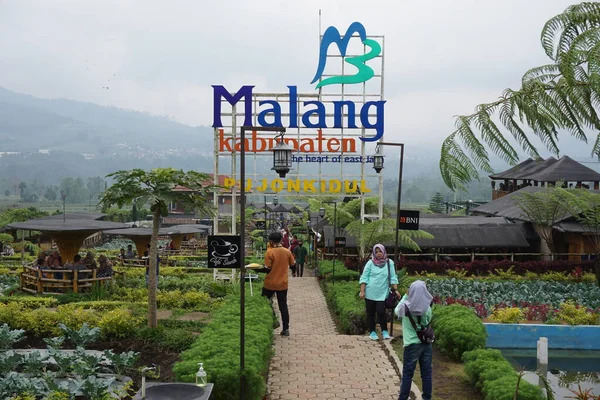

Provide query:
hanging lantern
left=319, top=207, right=325, bottom=218
left=271, top=136, right=293, bottom=178
left=273, top=196, right=279, bottom=206
left=373, top=145, right=384, bottom=173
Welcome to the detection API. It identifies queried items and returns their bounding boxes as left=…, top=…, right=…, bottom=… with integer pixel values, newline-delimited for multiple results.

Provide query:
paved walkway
left=266, top=275, right=405, bottom=400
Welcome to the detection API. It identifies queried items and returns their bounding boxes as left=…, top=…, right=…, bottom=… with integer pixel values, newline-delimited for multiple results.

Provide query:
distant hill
left=0, top=86, right=213, bottom=152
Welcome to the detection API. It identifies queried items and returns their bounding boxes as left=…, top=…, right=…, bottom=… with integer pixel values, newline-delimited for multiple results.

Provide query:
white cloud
left=0, top=0, right=578, bottom=150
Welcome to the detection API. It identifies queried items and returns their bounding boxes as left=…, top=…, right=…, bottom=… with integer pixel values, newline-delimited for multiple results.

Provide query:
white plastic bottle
left=195, top=362, right=207, bottom=387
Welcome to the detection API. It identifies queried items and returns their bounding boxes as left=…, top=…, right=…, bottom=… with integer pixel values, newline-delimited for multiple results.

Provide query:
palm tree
left=99, top=168, right=215, bottom=328
left=314, top=198, right=433, bottom=265
left=440, top=2, right=600, bottom=190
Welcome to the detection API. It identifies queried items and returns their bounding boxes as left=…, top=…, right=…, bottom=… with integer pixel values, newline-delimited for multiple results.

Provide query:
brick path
left=266, top=276, right=403, bottom=400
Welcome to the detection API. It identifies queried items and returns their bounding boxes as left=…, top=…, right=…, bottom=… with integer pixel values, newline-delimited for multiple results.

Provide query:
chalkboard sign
left=255, top=220, right=266, bottom=230
left=208, top=235, right=242, bottom=269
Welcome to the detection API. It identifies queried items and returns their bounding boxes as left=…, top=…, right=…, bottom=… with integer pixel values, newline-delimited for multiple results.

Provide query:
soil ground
left=390, top=321, right=483, bottom=400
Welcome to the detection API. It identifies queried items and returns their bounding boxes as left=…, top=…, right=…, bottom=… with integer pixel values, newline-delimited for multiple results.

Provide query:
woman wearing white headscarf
left=359, top=244, right=400, bottom=341
left=394, top=280, right=434, bottom=400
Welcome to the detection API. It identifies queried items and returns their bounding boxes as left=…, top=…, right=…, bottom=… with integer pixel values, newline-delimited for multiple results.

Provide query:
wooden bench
left=20, top=266, right=114, bottom=295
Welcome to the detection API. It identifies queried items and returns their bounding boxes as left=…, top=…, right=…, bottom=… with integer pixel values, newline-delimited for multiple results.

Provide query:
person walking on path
left=394, top=280, right=434, bottom=400
left=263, top=231, right=295, bottom=336
left=359, top=244, right=400, bottom=340
left=292, top=239, right=308, bottom=277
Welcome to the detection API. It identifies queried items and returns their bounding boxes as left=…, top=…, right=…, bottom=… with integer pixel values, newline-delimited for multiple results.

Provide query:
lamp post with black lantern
left=239, top=126, right=290, bottom=400
left=372, top=142, right=404, bottom=266
left=373, top=142, right=404, bottom=336
left=320, top=201, right=337, bottom=284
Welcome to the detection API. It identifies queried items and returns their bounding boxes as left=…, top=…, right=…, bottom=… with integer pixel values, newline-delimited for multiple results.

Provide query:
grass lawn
left=390, top=321, right=483, bottom=400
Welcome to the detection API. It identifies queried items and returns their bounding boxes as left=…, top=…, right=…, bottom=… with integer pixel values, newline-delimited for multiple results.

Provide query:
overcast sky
left=1, top=0, right=588, bottom=152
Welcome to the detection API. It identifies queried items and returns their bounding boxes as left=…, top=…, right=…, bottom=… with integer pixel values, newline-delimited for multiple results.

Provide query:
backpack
left=405, top=304, right=435, bottom=344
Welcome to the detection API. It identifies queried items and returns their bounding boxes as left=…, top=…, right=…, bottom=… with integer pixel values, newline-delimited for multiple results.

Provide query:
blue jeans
left=398, top=343, right=432, bottom=400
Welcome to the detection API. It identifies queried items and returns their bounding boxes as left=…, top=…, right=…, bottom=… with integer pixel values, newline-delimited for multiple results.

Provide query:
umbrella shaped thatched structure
left=161, top=224, right=208, bottom=249
left=8, top=219, right=129, bottom=263
left=103, top=228, right=156, bottom=257
left=104, top=224, right=210, bottom=254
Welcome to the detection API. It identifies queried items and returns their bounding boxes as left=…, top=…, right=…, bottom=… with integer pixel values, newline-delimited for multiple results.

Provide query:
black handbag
left=405, top=304, right=435, bottom=344
left=384, top=260, right=398, bottom=309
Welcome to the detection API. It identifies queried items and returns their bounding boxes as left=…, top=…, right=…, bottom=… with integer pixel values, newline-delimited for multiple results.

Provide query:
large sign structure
left=212, top=22, right=386, bottom=234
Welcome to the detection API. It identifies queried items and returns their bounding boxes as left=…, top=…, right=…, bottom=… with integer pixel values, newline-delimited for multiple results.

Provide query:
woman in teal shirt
left=394, top=280, right=433, bottom=400
left=359, top=244, right=400, bottom=340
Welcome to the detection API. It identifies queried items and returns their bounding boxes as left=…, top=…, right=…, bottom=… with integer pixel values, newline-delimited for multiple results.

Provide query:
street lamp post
left=239, top=126, right=289, bottom=400
left=307, top=216, right=319, bottom=270
left=373, top=142, right=404, bottom=337
left=320, top=201, right=337, bottom=284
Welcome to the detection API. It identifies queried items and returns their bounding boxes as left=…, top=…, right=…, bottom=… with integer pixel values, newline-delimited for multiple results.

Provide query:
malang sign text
left=212, top=22, right=384, bottom=194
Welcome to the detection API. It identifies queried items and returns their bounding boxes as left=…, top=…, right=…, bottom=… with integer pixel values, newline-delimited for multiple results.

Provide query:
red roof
left=172, top=173, right=230, bottom=192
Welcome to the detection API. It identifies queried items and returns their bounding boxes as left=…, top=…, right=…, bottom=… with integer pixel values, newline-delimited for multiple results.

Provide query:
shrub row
left=173, top=294, right=274, bottom=400
left=0, top=302, right=143, bottom=338
left=0, top=296, right=59, bottom=308
left=400, top=259, right=595, bottom=275
left=322, top=281, right=366, bottom=334
left=431, top=304, right=487, bottom=361
left=104, top=287, right=218, bottom=310
left=317, top=260, right=360, bottom=282
left=462, top=349, right=545, bottom=400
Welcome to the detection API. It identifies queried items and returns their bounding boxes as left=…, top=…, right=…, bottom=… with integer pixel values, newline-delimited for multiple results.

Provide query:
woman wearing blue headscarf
left=359, top=243, right=400, bottom=340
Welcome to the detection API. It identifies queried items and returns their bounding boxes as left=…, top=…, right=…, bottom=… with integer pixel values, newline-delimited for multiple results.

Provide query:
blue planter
left=485, top=323, right=600, bottom=350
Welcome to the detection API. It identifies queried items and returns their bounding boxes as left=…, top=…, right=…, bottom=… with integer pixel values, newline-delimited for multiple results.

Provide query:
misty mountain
left=0, top=86, right=213, bottom=152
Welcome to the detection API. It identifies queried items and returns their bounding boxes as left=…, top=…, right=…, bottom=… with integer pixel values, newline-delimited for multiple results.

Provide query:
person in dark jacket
left=292, top=239, right=308, bottom=277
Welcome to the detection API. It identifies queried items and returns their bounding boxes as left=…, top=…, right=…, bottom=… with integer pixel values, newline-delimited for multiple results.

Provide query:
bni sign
left=398, top=210, right=420, bottom=231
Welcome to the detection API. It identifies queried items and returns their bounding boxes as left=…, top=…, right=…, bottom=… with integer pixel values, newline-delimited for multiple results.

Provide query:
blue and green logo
left=311, top=22, right=381, bottom=89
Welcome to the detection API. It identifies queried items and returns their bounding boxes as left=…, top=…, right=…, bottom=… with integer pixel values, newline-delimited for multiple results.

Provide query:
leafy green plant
left=322, top=281, right=366, bottom=334
left=556, top=300, right=599, bottom=325
left=43, top=336, right=65, bottom=349
left=103, top=350, right=139, bottom=376
left=21, top=351, right=48, bottom=375
left=488, top=307, right=525, bottom=324
left=433, top=304, right=487, bottom=361
left=173, top=294, right=273, bottom=400
left=0, top=351, right=23, bottom=375
left=425, top=278, right=600, bottom=312
left=492, top=266, right=518, bottom=280
left=462, top=349, right=545, bottom=400
left=59, top=323, right=101, bottom=347
left=98, top=309, right=142, bottom=338
left=446, top=268, right=469, bottom=279
left=0, top=323, right=25, bottom=349
left=317, top=260, right=360, bottom=282
left=0, top=296, right=59, bottom=309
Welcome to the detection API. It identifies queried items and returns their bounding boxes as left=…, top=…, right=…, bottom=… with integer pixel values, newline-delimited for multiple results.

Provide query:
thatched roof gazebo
left=161, top=224, right=208, bottom=249
left=8, top=219, right=128, bottom=263
left=103, top=228, right=155, bottom=257
left=489, top=156, right=600, bottom=199
left=104, top=224, right=210, bottom=253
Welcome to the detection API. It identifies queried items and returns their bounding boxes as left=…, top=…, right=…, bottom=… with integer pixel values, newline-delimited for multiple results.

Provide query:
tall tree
left=99, top=168, right=215, bottom=328
left=440, top=3, right=600, bottom=190
left=556, top=188, right=600, bottom=286
left=514, top=187, right=570, bottom=253
left=428, top=192, right=445, bottom=214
